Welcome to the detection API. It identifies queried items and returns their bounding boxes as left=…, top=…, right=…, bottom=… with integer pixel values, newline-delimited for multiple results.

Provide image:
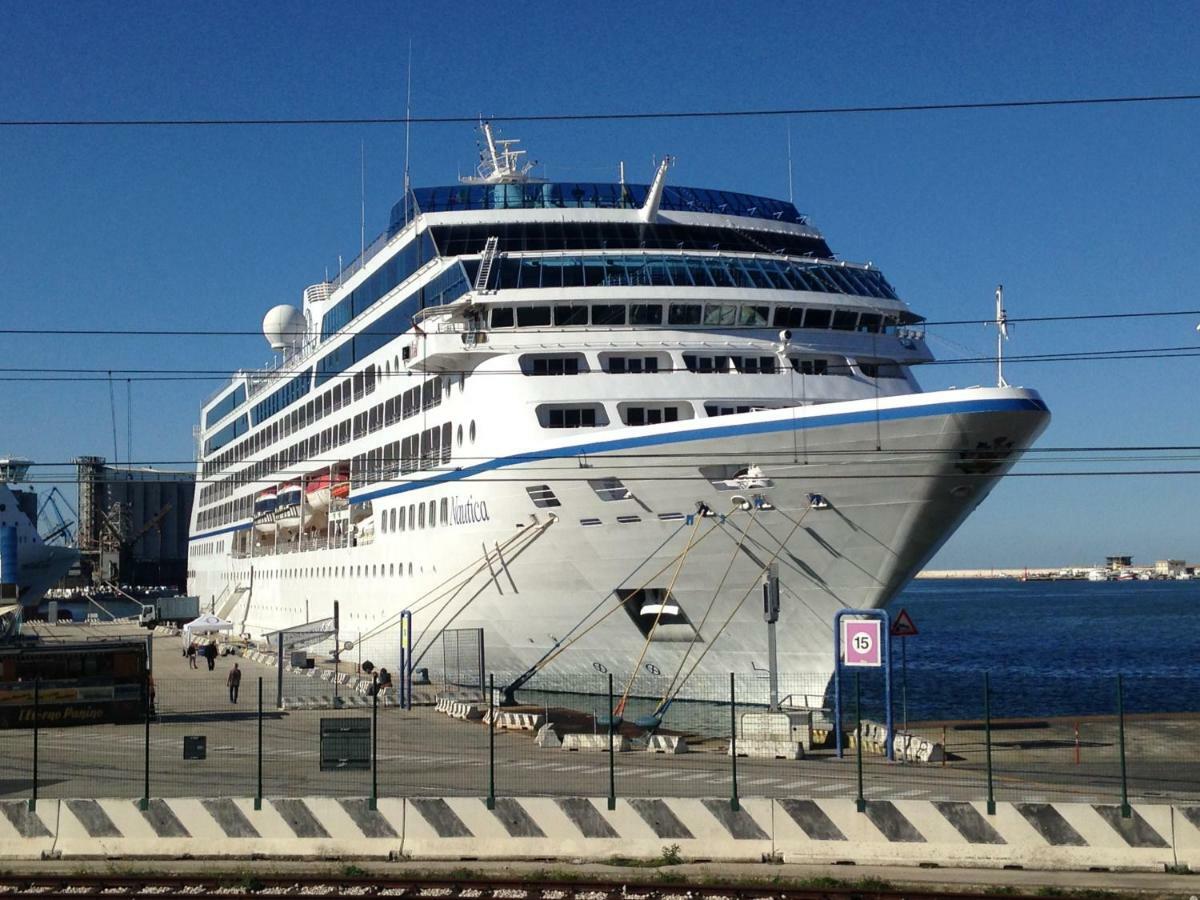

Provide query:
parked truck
left=138, top=595, right=200, bottom=628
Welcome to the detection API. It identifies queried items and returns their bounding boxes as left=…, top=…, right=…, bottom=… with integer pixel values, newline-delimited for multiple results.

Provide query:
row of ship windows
left=488, top=301, right=891, bottom=332
left=525, top=353, right=907, bottom=379
left=463, top=254, right=897, bottom=299
left=205, top=365, right=383, bottom=475
left=537, top=402, right=791, bottom=429
left=348, top=420, right=459, bottom=490
left=521, top=353, right=857, bottom=376
left=379, top=498, right=449, bottom=534
left=253, top=563, right=425, bottom=580
left=196, top=417, right=469, bottom=533
left=200, top=370, right=457, bottom=504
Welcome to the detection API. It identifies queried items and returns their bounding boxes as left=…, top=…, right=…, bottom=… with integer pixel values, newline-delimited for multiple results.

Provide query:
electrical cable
left=3, top=91, right=1197, bottom=127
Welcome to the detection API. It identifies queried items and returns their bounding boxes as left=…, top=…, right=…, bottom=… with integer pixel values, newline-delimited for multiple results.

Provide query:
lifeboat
left=275, top=483, right=303, bottom=528
left=331, top=467, right=351, bottom=501
left=306, top=472, right=332, bottom=514
left=254, top=487, right=277, bottom=534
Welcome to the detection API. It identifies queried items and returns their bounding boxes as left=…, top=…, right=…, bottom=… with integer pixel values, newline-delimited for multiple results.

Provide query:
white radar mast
left=460, top=122, right=544, bottom=184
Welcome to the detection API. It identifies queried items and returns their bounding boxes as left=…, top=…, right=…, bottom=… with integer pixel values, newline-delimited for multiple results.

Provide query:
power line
left=18, top=469, right=1200, bottom=489
left=0, top=344, right=1198, bottom=383
left=2, top=308, right=1198, bottom=339
left=3, top=92, right=1199, bottom=128
left=25, top=445, right=1200, bottom=468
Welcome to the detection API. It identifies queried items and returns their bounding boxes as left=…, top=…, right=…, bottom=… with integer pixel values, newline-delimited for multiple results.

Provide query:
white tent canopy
left=182, top=613, right=233, bottom=647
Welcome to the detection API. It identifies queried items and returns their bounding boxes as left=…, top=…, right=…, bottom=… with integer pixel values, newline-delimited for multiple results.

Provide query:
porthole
left=592, top=662, right=608, bottom=674
left=469, top=420, right=476, bottom=442
left=645, top=663, right=661, bottom=676
left=456, top=425, right=463, bottom=447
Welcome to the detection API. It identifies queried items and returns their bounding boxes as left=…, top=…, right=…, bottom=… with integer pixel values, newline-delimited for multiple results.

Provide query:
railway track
left=0, top=874, right=1013, bottom=900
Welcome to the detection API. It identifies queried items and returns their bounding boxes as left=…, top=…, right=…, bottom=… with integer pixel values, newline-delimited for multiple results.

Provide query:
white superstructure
left=187, top=127, right=1050, bottom=702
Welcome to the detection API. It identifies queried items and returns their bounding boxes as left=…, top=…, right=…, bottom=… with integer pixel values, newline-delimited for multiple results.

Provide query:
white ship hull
left=188, top=387, right=1048, bottom=702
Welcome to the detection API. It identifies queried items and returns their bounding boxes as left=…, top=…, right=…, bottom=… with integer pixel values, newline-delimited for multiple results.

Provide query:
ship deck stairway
left=473, top=235, right=500, bottom=292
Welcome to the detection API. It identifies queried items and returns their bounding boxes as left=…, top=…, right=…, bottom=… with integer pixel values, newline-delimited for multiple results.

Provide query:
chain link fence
left=0, top=632, right=1197, bottom=809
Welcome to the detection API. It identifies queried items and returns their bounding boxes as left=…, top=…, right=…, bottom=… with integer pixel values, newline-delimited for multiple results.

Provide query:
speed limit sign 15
left=842, top=619, right=883, bottom=667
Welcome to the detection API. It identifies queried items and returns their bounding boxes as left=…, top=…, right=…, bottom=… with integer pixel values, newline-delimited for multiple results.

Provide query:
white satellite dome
left=262, top=304, right=307, bottom=351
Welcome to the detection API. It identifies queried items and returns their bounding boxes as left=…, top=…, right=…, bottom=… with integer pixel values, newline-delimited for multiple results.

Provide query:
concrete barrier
left=534, top=723, right=561, bottom=747
left=493, top=712, right=545, bottom=731
left=0, top=797, right=1189, bottom=869
left=728, top=739, right=804, bottom=760
left=646, top=735, right=688, bottom=754
left=562, top=733, right=631, bottom=752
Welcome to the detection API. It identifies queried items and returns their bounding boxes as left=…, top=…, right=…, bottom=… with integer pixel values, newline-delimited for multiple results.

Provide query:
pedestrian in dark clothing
left=186, top=642, right=198, bottom=669
left=205, top=640, right=217, bottom=671
left=228, top=663, right=241, bottom=703
left=377, top=667, right=393, bottom=703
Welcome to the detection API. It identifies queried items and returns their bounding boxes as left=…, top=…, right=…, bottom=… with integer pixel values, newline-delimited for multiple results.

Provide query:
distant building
left=75, top=456, right=195, bottom=588
left=1105, top=555, right=1133, bottom=571
left=1155, top=559, right=1187, bottom=577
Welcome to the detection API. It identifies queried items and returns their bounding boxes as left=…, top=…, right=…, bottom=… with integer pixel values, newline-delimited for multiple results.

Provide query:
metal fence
left=1, top=639, right=1197, bottom=813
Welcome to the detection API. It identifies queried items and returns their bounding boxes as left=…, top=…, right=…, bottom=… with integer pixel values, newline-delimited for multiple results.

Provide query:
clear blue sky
left=2, top=1, right=1197, bottom=568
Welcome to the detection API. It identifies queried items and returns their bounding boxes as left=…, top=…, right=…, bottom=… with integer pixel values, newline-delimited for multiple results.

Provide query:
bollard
left=1117, top=674, right=1130, bottom=818
left=730, top=672, right=739, bottom=812
left=29, top=679, right=39, bottom=812
left=607, top=673, right=616, bottom=810
left=487, top=674, right=496, bottom=810
left=984, top=672, right=995, bottom=815
left=370, top=673, right=378, bottom=810
left=255, top=681, right=262, bottom=816
left=854, top=671, right=864, bottom=813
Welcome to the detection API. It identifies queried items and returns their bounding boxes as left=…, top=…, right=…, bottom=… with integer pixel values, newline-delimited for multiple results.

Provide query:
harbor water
left=884, top=577, right=1200, bottom=721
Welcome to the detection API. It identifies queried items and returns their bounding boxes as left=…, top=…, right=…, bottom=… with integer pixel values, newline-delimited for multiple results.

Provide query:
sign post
left=889, top=608, right=919, bottom=733
left=833, top=609, right=893, bottom=761
left=399, top=610, right=413, bottom=709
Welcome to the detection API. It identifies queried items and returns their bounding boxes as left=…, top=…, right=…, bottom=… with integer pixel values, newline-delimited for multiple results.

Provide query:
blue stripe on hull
left=189, top=394, right=1046, bottom=542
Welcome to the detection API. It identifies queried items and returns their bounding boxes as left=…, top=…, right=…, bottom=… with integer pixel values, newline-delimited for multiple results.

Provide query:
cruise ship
left=0, top=458, right=78, bottom=608
left=188, top=127, right=1050, bottom=703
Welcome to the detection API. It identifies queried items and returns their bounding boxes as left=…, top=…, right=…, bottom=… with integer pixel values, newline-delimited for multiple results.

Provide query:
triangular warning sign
left=890, top=608, right=919, bottom=637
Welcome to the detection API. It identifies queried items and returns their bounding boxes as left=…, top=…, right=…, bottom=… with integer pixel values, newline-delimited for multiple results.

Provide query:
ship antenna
left=402, top=39, right=413, bottom=226
left=786, top=118, right=794, bottom=204
left=360, top=139, right=366, bottom=264
left=994, top=283, right=1009, bottom=387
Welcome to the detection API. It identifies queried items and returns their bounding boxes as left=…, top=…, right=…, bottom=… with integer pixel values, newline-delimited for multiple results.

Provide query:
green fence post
left=255, top=678, right=263, bottom=810
left=985, top=671, right=995, bottom=815
left=370, top=673, right=378, bottom=810
left=486, top=673, right=496, bottom=810
left=607, top=673, right=616, bottom=810
left=29, top=678, right=39, bottom=812
left=1117, top=674, right=1130, bottom=818
left=139, top=668, right=151, bottom=811
left=855, top=671, right=865, bottom=813
left=730, top=672, right=740, bottom=812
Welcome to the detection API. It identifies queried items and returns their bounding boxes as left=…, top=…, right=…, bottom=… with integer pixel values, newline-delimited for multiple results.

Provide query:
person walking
left=186, top=642, right=198, bottom=669
left=205, top=639, right=218, bottom=671
left=227, top=663, right=242, bottom=704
